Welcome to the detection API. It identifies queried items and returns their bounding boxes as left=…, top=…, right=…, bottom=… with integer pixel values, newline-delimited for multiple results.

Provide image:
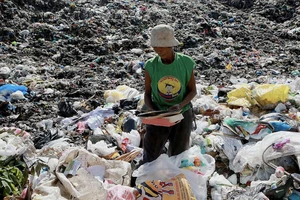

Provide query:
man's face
left=153, top=47, right=172, bottom=59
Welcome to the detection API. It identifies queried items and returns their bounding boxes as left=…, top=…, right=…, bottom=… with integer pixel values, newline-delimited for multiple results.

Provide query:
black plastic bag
left=58, top=101, right=77, bottom=117
left=122, top=117, right=137, bottom=133
left=264, top=177, right=293, bottom=200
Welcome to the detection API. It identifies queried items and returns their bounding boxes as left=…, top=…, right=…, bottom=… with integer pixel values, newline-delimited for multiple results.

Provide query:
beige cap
left=150, top=24, right=180, bottom=47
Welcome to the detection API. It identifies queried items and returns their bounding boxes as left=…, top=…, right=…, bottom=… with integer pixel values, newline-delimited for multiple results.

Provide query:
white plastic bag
left=104, top=85, right=140, bottom=103
left=87, top=140, right=117, bottom=156
left=135, top=153, right=207, bottom=200
left=231, top=142, right=260, bottom=173
left=208, top=135, right=243, bottom=163
left=288, top=77, right=300, bottom=93
left=121, top=130, right=141, bottom=147
left=231, top=131, right=300, bottom=174
left=170, top=145, right=216, bottom=180
left=209, top=172, right=233, bottom=187
left=32, top=173, right=70, bottom=200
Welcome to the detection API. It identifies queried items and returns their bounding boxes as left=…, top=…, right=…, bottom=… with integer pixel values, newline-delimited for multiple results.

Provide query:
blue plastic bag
left=0, top=84, right=28, bottom=100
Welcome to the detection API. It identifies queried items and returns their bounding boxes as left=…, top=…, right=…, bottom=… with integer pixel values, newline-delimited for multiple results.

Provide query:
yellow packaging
left=252, top=84, right=290, bottom=108
left=227, top=84, right=290, bottom=108
left=227, top=86, right=257, bottom=107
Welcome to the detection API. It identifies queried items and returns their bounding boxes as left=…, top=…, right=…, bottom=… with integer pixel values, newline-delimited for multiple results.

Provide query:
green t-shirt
left=145, top=52, right=195, bottom=112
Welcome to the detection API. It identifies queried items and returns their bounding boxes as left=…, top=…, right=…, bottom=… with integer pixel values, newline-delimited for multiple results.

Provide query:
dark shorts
left=142, top=108, right=193, bottom=164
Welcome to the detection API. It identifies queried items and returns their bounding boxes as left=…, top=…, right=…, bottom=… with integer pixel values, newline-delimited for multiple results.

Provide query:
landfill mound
left=0, top=0, right=300, bottom=200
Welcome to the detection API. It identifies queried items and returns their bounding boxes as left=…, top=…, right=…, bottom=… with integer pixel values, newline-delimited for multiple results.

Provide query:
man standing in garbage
left=140, top=24, right=197, bottom=166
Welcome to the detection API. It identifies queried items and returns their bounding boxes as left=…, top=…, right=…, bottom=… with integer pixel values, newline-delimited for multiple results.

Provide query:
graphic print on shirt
left=157, top=76, right=182, bottom=101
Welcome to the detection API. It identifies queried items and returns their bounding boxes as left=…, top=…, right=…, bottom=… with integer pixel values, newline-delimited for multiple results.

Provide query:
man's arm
left=144, top=70, right=156, bottom=111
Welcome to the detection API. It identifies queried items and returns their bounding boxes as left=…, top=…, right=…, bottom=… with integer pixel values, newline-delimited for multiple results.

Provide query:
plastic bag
left=104, top=90, right=124, bottom=103
left=38, top=138, right=71, bottom=158
left=135, top=154, right=207, bottom=200
left=121, top=130, right=141, bottom=148
left=227, top=86, right=255, bottom=107
left=231, top=131, right=300, bottom=175
left=209, top=172, right=233, bottom=187
left=104, top=85, right=140, bottom=103
left=264, top=177, right=293, bottom=200
left=61, top=107, right=114, bottom=130
left=120, top=98, right=140, bottom=110
left=227, top=84, right=290, bottom=109
left=288, top=77, right=300, bottom=93
left=32, top=173, right=69, bottom=200
left=11, top=90, right=25, bottom=100
left=87, top=140, right=117, bottom=156
left=86, top=115, right=104, bottom=130
left=170, top=145, right=215, bottom=180
left=122, top=116, right=138, bottom=133
left=259, top=113, right=298, bottom=132
left=58, top=101, right=77, bottom=117
left=252, top=84, right=290, bottom=108
left=193, top=116, right=209, bottom=135
left=208, top=135, right=243, bottom=162
left=56, top=148, right=132, bottom=200
left=84, top=107, right=115, bottom=130
left=0, top=84, right=28, bottom=100
left=222, top=118, right=273, bottom=140
left=259, top=131, right=300, bottom=162
left=0, top=129, right=34, bottom=159
left=0, top=66, right=11, bottom=78
left=106, top=185, right=137, bottom=200
left=231, top=142, right=261, bottom=173
left=192, top=95, right=220, bottom=113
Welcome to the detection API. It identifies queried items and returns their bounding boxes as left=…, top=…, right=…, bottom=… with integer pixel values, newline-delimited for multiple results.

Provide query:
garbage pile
left=0, top=0, right=300, bottom=199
